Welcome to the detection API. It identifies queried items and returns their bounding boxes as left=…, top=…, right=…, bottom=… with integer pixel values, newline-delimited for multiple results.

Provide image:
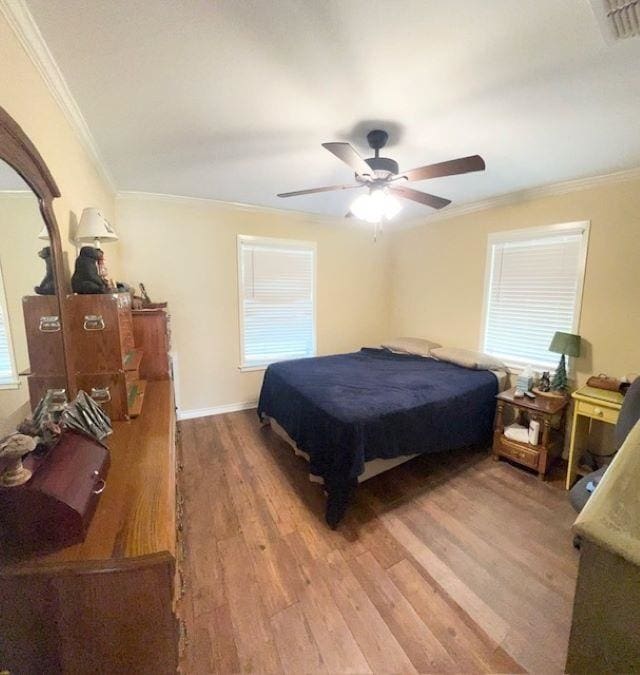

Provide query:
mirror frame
left=0, top=105, right=72, bottom=399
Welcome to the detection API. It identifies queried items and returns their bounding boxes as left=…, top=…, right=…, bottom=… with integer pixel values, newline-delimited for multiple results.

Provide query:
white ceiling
left=21, top=0, right=640, bottom=220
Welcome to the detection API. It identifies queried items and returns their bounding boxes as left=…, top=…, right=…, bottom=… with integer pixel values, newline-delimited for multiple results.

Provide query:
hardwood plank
left=379, top=511, right=511, bottom=647
left=286, top=531, right=372, bottom=674
left=270, top=603, right=325, bottom=674
left=426, top=480, right=577, bottom=599
left=323, top=549, right=418, bottom=674
left=245, top=536, right=307, bottom=617
left=216, top=417, right=281, bottom=545
left=348, top=551, right=459, bottom=673
left=388, top=558, right=524, bottom=674
left=218, top=535, right=283, bottom=673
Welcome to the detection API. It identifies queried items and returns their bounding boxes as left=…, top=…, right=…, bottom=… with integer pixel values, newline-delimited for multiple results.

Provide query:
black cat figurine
left=34, top=246, right=56, bottom=295
left=71, top=246, right=110, bottom=294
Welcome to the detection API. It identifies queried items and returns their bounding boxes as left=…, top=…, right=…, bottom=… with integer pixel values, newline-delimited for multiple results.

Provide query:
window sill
left=238, top=364, right=269, bottom=373
left=0, top=381, right=20, bottom=390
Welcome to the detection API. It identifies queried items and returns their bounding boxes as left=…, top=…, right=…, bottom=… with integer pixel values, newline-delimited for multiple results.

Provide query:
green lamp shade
left=549, top=331, right=581, bottom=357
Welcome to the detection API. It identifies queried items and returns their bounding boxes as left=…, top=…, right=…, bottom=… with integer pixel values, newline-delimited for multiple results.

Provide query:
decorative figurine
left=71, top=246, right=110, bottom=294
left=538, top=371, right=551, bottom=392
left=139, top=282, right=152, bottom=305
left=34, top=246, right=56, bottom=295
left=0, top=433, right=37, bottom=486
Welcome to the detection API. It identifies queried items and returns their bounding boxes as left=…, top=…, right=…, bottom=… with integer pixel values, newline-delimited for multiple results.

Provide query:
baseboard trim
left=177, top=401, right=257, bottom=421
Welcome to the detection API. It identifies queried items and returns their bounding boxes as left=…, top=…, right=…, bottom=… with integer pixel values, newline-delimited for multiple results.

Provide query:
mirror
left=0, top=158, right=64, bottom=436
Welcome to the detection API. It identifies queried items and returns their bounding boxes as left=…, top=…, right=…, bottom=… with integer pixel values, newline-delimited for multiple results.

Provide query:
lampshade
left=76, top=207, right=118, bottom=245
left=37, top=225, right=49, bottom=240
left=549, top=331, right=581, bottom=357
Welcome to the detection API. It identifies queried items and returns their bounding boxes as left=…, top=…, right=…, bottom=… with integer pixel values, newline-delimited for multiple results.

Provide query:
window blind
left=482, top=225, right=588, bottom=368
left=238, top=236, right=315, bottom=368
left=0, top=266, right=17, bottom=386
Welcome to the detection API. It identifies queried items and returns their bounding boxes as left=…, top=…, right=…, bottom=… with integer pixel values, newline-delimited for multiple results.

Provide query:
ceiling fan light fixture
left=350, top=189, right=402, bottom=223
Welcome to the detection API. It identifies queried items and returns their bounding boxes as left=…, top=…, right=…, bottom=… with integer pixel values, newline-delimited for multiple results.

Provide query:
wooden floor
left=178, top=411, right=579, bottom=674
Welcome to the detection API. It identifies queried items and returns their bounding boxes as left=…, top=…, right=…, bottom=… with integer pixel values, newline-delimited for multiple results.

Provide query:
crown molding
left=0, top=0, right=115, bottom=191
left=398, top=165, right=640, bottom=231
left=116, top=190, right=359, bottom=228
left=119, top=165, right=640, bottom=232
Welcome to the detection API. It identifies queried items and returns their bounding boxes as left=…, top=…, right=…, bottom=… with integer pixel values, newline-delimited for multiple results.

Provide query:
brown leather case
left=586, top=374, right=621, bottom=392
left=0, top=431, right=110, bottom=553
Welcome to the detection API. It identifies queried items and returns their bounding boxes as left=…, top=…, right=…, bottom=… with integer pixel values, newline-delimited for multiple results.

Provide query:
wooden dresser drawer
left=496, top=436, right=540, bottom=469
left=576, top=400, right=619, bottom=424
left=22, top=295, right=66, bottom=376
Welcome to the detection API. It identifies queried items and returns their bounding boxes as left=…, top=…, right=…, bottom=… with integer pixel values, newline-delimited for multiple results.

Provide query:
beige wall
left=390, top=177, right=640, bottom=385
left=116, top=196, right=391, bottom=414
left=0, top=11, right=118, bottom=278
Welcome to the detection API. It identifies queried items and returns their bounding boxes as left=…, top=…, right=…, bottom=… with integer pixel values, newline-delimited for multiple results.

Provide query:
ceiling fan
left=277, top=129, right=485, bottom=224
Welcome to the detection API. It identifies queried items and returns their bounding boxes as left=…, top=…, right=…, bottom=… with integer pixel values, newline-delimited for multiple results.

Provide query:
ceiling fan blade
left=388, top=186, right=451, bottom=210
left=399, top=155, right=485, bottom=182
left=277, top=183, right=362, bottom=198
left=322, top=142, right=374, bottom=178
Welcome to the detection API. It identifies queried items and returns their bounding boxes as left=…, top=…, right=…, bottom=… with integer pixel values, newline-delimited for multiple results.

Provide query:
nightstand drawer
left=497, top=437, right=540, bottom=469
left=576, top=400, right=619, bottom=424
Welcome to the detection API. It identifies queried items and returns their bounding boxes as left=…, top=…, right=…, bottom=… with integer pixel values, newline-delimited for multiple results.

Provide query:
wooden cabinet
left=492, top=387, right=569, bottom=479
left=0, top=381, right=179, bottom=674
left=132, top=308, right=171, bottom=380
left=66, top=292, right=145, bottom=420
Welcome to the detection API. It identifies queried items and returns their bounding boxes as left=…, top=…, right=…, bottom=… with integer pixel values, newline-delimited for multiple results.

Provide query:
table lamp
left=549, top=331, right=581, bottom=391
left=76, top=207, right=118, bottom=249
left=76, top=207, right=118, bottom=288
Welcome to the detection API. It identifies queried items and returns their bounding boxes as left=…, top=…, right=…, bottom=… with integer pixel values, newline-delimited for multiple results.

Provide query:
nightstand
left=492, top=388, right=569, bottom=479
left=565, top=385, right=624, bottom=489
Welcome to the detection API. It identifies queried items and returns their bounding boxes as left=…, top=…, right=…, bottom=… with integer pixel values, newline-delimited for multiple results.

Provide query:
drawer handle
left=593, top=407, right=603, bottom=417
left=39, top=315, right=61, bottom=332
left=83, top=314, right=105, bottom=331
left=91, top=386, right=111, bottom=403
left=92, top=479, right=106, bottom=495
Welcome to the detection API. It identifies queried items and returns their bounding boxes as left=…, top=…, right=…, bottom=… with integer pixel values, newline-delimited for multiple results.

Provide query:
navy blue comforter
left=258, top=348, right=498, bottom=486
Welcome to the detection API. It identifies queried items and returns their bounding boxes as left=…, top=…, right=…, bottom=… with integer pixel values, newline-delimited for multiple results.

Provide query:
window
left=0, top=262, right=18, bottom=388
left=481, top=222, right=589, bottom=370
left=237, top=235, right=316, bottom=369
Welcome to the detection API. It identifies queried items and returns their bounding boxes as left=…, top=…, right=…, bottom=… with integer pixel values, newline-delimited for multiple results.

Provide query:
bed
left=257, top=347, right=505, bottom=527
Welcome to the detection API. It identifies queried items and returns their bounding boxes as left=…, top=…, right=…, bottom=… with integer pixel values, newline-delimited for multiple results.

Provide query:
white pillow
left=382, top=337, right=441, bottom=358
left=431, top=347, right=506, bottom=371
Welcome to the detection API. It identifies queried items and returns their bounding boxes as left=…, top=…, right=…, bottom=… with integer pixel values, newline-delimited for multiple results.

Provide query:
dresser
left=0, top=381, right=184, bottom=674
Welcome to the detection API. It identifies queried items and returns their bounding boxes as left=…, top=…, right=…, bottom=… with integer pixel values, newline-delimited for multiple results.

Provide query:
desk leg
left=566, top=413, right=589, bottom=490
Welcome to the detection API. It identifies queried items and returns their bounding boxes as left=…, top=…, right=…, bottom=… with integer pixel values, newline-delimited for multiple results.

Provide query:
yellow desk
left=566, top=385, right=624, bottom=489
